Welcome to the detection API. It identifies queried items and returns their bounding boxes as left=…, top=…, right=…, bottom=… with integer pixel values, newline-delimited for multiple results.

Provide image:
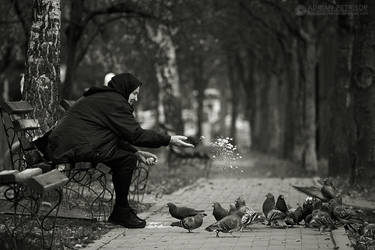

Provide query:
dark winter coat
left=47, top=73, right=170, bottom=164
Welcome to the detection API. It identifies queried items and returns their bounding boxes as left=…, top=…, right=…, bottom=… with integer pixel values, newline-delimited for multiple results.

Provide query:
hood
left=107, top=73, right=142, bottom=100
left=83, top=86, right=116, bottom=97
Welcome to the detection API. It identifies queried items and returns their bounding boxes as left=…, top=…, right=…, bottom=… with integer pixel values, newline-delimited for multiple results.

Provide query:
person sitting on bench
left=46, top=73, right=193, bottom=228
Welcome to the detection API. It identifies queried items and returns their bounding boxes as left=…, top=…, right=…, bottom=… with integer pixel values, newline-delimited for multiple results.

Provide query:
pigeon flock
left=166, top=178, right=375, bottom=246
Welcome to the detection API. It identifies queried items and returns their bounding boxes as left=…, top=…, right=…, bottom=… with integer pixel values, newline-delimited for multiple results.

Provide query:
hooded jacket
left=47, top=73, right=171, bottom=163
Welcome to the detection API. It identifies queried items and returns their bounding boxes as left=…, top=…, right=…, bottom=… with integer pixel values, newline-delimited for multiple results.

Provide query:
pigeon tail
left=171, top=221, right=182, bottom=227
left=205, top=224, right=216, bottom=232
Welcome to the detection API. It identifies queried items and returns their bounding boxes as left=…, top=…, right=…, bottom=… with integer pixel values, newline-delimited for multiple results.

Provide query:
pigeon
left=362, top=223, right=375, bottom=238
left=320, top=178, right=338, bottom=200
left=240, top=208, right=259, bottom=231
left=267, top=209, right=287, bottom=228
left=212, top=202, right=228, bottom=221
left=170, top=213, right=206, bottom=232
left=309, top=210, right=336, bottom=232
left=292, top=185, right=328, bottom=201
left=262, top=193, right=275, bottom=218
left=276, top=195, right=288, bottom=213
left=288, top=204, right=303, bottom=224
left=235, top=197, right=246, bottom=209
left=205, top=210, right=243, bottom=237
left=330, top=202, right=365, bottom=225
left=167, top=203, right=205, bottom=220
left=302, top=197, right=314, bottom=220
left=228, top=203, right=237, bottom=215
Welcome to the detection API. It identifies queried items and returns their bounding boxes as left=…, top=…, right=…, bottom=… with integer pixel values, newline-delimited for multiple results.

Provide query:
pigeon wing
left=292, top=185, right=328, bottom=201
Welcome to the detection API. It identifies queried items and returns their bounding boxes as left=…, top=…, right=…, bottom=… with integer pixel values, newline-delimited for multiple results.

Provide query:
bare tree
left=350, top=0, right=375, bottom=182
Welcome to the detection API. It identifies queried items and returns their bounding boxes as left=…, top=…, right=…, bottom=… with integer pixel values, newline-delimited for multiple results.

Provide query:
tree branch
left=12, top=0, right=28, bottom=38
left=75, top=15, right=129, bottom=66
left=83, top=2, right=158, bottom=26
left=239, top=1, right=289, bottom=54
left=262, top=0, right=309, bottom=42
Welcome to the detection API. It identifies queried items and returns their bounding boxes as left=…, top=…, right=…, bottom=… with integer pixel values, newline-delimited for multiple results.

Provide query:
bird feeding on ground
left=167, top=202, right=205, bottom=220
left=170, top=213, right=207, bottom=232
left=240, top=208, right=260, bottom=231
left=262, top=193, right=275, bottom=219
left=276, top=195, right=288, bottom=213
left=205, top=209, right=244, bottom=237
left=212, top=202, right=229, bottom=221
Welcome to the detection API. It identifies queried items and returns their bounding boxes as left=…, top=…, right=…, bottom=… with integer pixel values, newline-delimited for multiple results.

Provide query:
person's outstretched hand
left=170, top=135, right=195, bottom=148
left=135, top=151, right=158, bottom=166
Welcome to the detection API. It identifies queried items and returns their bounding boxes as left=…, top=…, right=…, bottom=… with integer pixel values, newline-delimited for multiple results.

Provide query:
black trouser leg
left=103, top=150, right=137, bottom=208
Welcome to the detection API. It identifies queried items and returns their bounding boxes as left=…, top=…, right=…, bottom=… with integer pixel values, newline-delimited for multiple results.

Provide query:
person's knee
left=127, top=154, right=138, bottom=170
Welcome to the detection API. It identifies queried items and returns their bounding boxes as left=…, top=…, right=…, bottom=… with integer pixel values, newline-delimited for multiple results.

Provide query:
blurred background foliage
left=1, top=0, right=375, bottom=184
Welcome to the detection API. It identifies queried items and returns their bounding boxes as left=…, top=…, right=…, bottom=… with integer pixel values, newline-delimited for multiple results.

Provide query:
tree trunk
left=227, top=52, right=239, bottom=145
left=252, top=71, right=265, bottom=151
left=267, top=73, right=281, bottom=154
left=299, top=20, right=319, bottom=172
left=329, top=14, right=354, bottom=176
left=193, top=53, right=207, bottom=138
left=238, top=49, right=255, bottom=150
left=24, top=0, right=61, bottom=133
left=62, top=0, right=83, bottom=99
left=350, top=0, right=375, bottom=182
left=147, top=24, right=183, bottom=133
left=318, top=36, right=336, bottom=161
left=283, top=39, right=299, bottom=159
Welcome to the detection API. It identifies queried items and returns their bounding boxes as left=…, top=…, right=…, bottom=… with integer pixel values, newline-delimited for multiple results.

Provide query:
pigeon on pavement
left=329, top=199, right=365, bottom=225
left=262, top=193, right=275, bottom=218
left=228, top=203, right=237, bottom=215
left=205, top=210, right=243, bottom=237
left=309, top=210, right=336, bottom=232
left=167, top=203, right=205, bottom=220
left=240, top=208, right=259, bottom=231
left=212, top=202, right=228, bottom=221
left=276, top=195, right=288, bottom=213
left=289, top=204, right=303, bottom=224
left=171, top=213, right=206, bottom=232
left=235, top=197, right=246, bottom=209
left=267, top=209, right=287, bottom=228
left=320, top=178, right=338, bottom=200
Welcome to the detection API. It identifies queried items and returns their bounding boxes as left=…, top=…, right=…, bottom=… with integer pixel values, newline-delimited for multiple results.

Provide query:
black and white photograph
left=0, top=0, right=374, bottom=249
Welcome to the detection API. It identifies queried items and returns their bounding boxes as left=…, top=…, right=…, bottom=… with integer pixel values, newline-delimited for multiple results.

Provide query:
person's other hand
left=135, top=151, right=158, bottom=166
left=170, top=135, right=194, bottom=148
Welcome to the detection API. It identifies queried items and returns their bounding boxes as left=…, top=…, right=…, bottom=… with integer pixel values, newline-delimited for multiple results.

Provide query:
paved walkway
left=86, top=177, right=352, bottom=250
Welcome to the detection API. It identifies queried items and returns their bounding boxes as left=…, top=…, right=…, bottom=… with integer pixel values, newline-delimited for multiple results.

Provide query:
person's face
left=128, top=87, right=140, bottom=105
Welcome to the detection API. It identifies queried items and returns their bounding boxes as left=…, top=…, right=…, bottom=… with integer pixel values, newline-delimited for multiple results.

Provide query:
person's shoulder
left=104, top=94, right=133, bottom=112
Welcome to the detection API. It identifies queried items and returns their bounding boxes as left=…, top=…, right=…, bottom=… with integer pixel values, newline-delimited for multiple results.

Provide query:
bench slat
left=0, top=170, right=19, bottom=185
left=27, top=169, right=69, bottom=193
left=2, top=101, right=34, bottom=114
left=15, top=168, right=43, bottom=183
left=13, top=119, right=40, bottom=131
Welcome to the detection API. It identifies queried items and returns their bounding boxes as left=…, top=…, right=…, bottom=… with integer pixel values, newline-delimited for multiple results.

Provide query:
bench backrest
left=0, top=101, right=45, bottom=170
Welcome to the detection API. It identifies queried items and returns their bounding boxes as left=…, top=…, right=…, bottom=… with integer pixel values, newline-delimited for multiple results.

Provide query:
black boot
left=108, top=206, right=146, bottom=228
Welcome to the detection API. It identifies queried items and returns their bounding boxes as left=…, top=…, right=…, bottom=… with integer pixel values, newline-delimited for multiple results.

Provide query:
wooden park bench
left=0, top=164, right=68, bottom=249
left=1, top=100, right=151, bottom=224
left=60, top=99, right=151, bottom=209
left=0, top=101, right=70, bottom=248
left=158, top=124, right=212, bottom=177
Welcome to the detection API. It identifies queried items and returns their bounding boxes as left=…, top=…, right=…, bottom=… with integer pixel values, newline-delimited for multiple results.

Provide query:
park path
left=86, top=157, right=352, bottom=250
